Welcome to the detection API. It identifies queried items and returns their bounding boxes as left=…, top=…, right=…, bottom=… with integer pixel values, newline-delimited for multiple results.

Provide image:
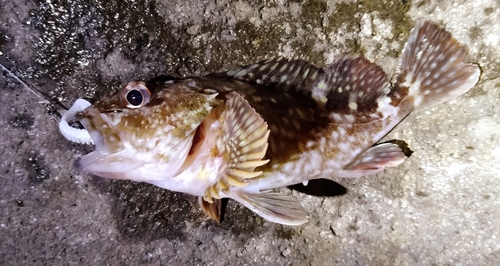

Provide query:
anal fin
left=341, top=142, right=410, bottom=177
left=232, top=192, right=308, bottom=225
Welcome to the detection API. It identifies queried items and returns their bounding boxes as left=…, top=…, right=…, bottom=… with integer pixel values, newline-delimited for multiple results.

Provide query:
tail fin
left=396, top=20, right=480, bottom=108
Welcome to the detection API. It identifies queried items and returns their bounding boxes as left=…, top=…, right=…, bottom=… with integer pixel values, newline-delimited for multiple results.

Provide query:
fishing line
left=0, top=62, right=69, bottom=120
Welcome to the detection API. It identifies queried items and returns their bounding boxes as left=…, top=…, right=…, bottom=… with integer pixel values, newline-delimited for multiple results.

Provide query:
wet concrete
left=1, top=0, right=500, bottom=265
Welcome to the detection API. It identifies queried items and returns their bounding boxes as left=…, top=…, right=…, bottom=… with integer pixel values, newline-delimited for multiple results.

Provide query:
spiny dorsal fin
left=224, top=58, right=325, bottom=92
left=203, top=92, right=270, bottom=203
left=396, top=20, right=480, bottom=108
left=224, top=57, right=391, bottom=124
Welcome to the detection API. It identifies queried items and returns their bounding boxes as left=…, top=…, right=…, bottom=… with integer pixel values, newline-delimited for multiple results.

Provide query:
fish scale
left=60, top=20, right=480, bottom=225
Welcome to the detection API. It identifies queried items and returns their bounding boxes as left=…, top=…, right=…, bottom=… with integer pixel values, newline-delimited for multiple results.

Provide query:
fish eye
left=119, top=81, right=152, bottom=108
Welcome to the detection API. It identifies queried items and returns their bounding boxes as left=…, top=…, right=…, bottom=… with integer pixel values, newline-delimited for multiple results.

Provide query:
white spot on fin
left=397, top=20, right=480, bottom=109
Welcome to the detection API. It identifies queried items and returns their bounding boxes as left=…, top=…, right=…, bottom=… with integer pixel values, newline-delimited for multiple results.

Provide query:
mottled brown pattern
left=77, top=20, right=479, bottom=191
left=80, top=53, right=408, bottom=181
left=207, top=57, right=397, bottom=169
left=56, top=18, right=481, bottom=227
left=82, top=80, right=223, bottom=160
left=388, top=84, right=409, bottom=107
left=194, top=78, right=332, bottom=165
left=323, top=56, right=390, bottom=116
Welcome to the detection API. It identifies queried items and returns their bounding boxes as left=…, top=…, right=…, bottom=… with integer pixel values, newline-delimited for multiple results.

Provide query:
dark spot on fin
left=384, top=139, right=413, bottom=157
left=319, top=56, right=390, bottom=113
left=396, top=20, right=480, bottom=108
left=231, top=192, right=308, bottom=225
left=342, top=142, right=408, bottom=176
left=221, top=58, right=324, bottom=92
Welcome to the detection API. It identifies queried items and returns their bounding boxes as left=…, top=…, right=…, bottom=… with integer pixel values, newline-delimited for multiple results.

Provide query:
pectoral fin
left=204, top=92, right=270, bottom=203
left=232, top=192, right=308, bottom=225
left=341, top=142, right=409, bottom=177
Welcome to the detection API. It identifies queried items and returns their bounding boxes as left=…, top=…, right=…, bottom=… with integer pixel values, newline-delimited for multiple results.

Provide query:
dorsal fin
left=223, top=58, right=325, bottom=92
left=222, top=56, right=391, bottom=124
left=318, top=56, right=391, bottom=114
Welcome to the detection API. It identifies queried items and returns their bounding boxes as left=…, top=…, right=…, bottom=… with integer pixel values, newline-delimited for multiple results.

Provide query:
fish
left=60, top=20, right=480, bottom=225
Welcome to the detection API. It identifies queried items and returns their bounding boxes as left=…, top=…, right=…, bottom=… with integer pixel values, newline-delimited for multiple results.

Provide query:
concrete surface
left=1, top=0, right=499, bottom=265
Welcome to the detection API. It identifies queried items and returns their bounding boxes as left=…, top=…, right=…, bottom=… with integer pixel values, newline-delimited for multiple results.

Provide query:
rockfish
left=60, top=21, right=480, bottom=225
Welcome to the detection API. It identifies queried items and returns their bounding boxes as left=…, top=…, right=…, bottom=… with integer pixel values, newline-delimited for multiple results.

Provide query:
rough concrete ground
left=1, top=0, right=499, bottom=265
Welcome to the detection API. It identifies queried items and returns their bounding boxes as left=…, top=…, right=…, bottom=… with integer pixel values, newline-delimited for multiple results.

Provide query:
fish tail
left=396, top=20, right=480, bottom=109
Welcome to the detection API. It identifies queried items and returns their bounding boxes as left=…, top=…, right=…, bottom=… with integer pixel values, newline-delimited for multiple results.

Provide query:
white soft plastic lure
left=61, top=21, right=479, bottom=225
left=59, top=99, right=93, bottom=145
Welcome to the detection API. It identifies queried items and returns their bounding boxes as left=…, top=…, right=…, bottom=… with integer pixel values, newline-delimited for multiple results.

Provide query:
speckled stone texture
left=1, top=0, right=499, bottom=265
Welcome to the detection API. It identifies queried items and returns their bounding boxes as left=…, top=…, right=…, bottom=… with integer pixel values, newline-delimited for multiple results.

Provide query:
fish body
left=62, top=21, right=480, bottom=225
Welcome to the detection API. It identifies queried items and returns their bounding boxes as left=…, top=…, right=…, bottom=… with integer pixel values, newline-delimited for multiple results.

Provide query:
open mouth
left=59, top=98, right=94, bottom=145
left=59, top=98, right=122, bottom=152
left=59, top=98, right=136, bottom=175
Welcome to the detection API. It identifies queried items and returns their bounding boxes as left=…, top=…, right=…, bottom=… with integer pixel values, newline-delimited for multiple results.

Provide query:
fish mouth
left=60, top=98, right=201, bottom=180
left=59, top=98, right=115, bottom=151
left=76, top=106, right=123, bottom=153
left=60, top=99, right=136, bottom=176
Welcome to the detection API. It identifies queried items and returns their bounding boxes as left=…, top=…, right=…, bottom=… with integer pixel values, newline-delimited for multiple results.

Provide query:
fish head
left=74, top=80, right=222, bottom=182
